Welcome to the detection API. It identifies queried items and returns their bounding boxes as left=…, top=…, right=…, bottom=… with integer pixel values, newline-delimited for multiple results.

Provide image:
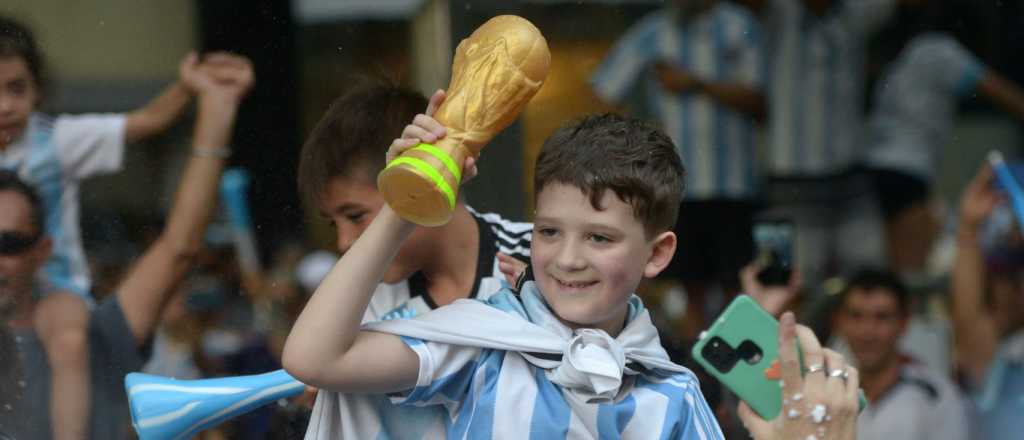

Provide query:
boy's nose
left=554, top=242, right=586, bottom=271
left=335, top=228, right=356, bottom=254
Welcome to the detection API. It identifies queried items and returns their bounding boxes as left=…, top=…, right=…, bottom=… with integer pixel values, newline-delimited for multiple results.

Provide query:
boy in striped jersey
left=285, top=113, right=726, bottom=438
left=294, top=79, right=532, bottom=438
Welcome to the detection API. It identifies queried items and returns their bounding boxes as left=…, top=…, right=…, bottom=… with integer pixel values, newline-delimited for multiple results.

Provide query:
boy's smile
left=531, top=183, right=675, bottom=337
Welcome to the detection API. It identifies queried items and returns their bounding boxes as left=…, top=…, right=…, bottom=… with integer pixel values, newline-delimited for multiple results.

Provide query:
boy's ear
left=643, top=231, right=676, bottom=278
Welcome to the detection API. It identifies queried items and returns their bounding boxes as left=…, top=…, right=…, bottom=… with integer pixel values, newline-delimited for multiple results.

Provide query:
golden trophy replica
left=378, top=15, right=550, bottom=226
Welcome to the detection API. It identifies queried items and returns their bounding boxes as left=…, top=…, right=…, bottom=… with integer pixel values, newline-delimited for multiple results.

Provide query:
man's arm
left=950, top=165, right=1000, bottom=385
left=654, top=63, right=766, bottom=120
left=117, top=54, right=254, bottom=347
left=977, top=71, right=1024, bottom=122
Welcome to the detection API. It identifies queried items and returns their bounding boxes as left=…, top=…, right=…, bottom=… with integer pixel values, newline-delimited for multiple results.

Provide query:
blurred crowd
left=2, top=0, right=1024, bottom=439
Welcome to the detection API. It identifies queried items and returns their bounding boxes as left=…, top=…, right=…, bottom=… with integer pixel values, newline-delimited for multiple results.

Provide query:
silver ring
left=806, top=364, right=825, bottom=374
left=829, top=369, right=847, bottom=380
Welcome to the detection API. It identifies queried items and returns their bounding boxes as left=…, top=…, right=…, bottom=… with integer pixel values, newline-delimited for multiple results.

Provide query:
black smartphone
left=753, top=219, right=795, bottom=286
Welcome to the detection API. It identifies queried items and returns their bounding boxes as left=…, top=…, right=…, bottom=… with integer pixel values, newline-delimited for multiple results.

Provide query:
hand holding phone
left=692, top=297, right=865, bottom=438
left=735, top=311, right=861, bottom=440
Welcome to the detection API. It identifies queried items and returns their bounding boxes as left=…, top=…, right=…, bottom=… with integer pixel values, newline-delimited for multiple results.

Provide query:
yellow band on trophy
left=386, top=157, right=456, bottom=210
left=412, top=143, right=462, bottom=183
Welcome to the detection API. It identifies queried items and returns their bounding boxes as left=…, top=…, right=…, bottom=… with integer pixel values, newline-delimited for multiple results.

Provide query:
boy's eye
left=346, top=212, right=366, bottom=224
left=588, top=234, right=612, bottom=243
left=537, top=227, right=558, bottom=237
left=328, top=219, right=337, bottom=229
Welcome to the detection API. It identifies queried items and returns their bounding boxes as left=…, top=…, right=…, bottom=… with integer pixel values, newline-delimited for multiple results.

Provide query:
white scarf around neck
left=362, top=282, right=687, bottom=403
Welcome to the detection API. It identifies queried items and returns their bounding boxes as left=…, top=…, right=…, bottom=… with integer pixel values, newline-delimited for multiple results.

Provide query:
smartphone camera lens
left=702, top=336, right=740, bottom=373
left=736, top=340, right=764, bottom=365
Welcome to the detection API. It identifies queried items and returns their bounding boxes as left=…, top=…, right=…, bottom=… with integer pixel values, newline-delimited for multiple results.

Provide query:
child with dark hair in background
left=293, top=78, right=532, bottom=438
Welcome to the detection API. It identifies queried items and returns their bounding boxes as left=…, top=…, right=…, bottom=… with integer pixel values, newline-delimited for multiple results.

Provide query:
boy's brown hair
left=534, top=113, right=685, bottom=237
left=297, top=77, right=427, bottom=208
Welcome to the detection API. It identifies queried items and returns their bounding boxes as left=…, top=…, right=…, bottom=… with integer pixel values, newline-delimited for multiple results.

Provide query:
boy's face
left=531, top=183, right=675, bottom=336
left=320, top=175, right=434, bottom=283
left=0, top=56, right=38, bottom=150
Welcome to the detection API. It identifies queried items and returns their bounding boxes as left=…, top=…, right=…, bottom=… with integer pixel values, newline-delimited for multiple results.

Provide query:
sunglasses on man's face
left=0, top=231, right=40, bottom=256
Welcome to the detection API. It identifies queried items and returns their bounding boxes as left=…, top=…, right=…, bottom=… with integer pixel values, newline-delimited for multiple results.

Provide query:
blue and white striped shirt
left=395, top=289, right=724, bottom=440
left=305, top=210, right=533, bottom=440
left=591, top=3, right=765, bottom=200
left=1, top=113, right=126, bottom=298
left=763, top=0, right=896, bottom=177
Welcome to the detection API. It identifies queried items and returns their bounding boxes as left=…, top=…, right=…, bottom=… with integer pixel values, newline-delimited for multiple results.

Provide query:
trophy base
left=378, top=164, right=455, bottom=227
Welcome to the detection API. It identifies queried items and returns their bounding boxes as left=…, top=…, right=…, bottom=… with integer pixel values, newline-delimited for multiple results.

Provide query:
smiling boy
left=283, top=113, right=723, bottom=438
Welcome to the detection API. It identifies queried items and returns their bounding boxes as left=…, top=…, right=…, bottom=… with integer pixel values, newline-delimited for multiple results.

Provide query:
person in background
left=739, top=0, right=923, bottom=289
left=0, top=52, right=253, bottom=439
left=863, top=0, right=1024, bottom=276
left=831, top=269, right=968, bottom=440
left=0, top=15, right=216, bottom=439
left=950, top=164, right=1024, bottom=439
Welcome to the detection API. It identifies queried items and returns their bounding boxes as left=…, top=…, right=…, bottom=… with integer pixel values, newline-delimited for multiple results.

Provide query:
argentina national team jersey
left=305, top=208, right=532, bottom=440
left=764, top=0, right=895, bottom=177
left=392, top=287, right=724, bottom=440
left=0, top=113, right=126, bottom=298
left=591, top=3, right=764, bottom=200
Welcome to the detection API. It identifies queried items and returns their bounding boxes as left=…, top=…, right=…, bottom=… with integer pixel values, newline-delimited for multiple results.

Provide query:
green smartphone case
left=691, top=295, right=784, bottom=419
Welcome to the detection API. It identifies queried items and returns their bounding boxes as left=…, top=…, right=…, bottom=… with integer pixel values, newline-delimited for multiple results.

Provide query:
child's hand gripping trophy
left=377, top=15, right=550, bottom=226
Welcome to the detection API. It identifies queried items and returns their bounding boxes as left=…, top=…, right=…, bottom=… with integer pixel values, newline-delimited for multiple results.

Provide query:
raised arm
left=283, top=90, right=460, bottom=393
left=123, top=53, right=203, bottom=144
left=283, top=205, right=422, bottom=392
left=950, top=165, right=1001, bottom=384
left=117, top=54, right=254, bottom=347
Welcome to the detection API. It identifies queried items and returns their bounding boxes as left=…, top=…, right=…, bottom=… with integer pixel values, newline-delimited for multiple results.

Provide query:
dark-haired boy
left=285, top=113, right=724, bottom=438
left=296, top=80, right=531, bottom=438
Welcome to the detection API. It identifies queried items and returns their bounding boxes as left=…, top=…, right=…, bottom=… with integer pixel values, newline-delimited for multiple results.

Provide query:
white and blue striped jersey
left=591, top=3, right=765, bottom=200
left=2, top=113, right=126, bottom=298
left=763, top=0, right=896, bottom=177
left=393, top=289, right=723, bottom=440
left=866, top=33, right=986, bottom=180
left=305, top=209, right=533, bottom=440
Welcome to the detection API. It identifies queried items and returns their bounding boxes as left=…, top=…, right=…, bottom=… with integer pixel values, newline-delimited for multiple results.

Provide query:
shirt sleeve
left=389, top=336, right=484, bottom=408
left=53, top=113, right=127, bottom=180
left=920, top=36, right=986, bottom=97
left=91, top=296, right=148, bottom=378
left=590, top=15, right=660, bottom=104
